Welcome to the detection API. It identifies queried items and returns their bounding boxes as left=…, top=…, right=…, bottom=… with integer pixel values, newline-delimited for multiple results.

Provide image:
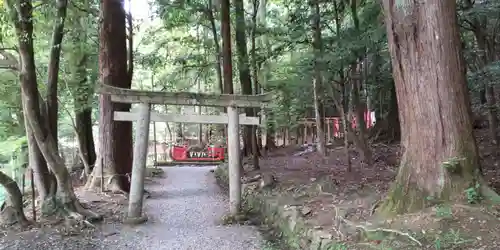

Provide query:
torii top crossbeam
left=97, top=84, right=273, bottom=108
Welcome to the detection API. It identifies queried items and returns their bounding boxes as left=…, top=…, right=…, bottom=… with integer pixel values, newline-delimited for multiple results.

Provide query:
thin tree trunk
left=45, top=0, right=68, bottom=153
left=207, top=0, right=225, bottom=138
left=233, top=0, right=254, bottom=157
left=75, top=108, right=96, bottom=168
left=310, top=0, right=326, bottom=156
left=9, top=0, right=99, bottom=220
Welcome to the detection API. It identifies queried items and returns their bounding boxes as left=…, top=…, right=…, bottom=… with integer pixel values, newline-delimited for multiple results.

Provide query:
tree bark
left=0, top=171, right=29, bottom=226
left=378, top=0, right=497, bottom=215
left=8, top=0, right=99, bottom=220
left=350, top=64, right=372, bottom=164
left=310, top=0, right=326, bottom=156
left=24, top=107, right=51, bottom=201
left=233, top=0, right=255, bottom=157
left=206, top=0, right=225, bottom=137
left=207, top=0, right=223, bottom=94
left=349, top=0, right=371, bottom=164
left=470, top=19, right=499, bottom=145
left=45, top=0, right=68, bottom=153
left=250, top=0, right=262, bottom=164
left=220, top=0, right=233, bottom=145
left=75, top=108, right=96, bottom=168
left=87, top=0, right=132, bottom=193
left=220, top=0, right=233, bottom=95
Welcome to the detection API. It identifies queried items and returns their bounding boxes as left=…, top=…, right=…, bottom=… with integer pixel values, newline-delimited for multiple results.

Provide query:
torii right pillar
left=227, top=105, right=241, bottom=215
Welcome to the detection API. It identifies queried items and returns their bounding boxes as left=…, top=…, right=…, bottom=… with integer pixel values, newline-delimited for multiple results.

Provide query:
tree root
left=41, top=196, right=102, bottom=223
left=480, top=184, right=500, bottom=204
left=339, top=216, right=422, bottom=247
left=0, top=204, right=31, bottom=227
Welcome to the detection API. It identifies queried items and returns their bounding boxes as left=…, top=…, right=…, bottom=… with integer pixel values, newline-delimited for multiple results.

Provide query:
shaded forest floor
left=0, top=186, right=130, bottom=249
left=244, top=128, right=500, bottom=249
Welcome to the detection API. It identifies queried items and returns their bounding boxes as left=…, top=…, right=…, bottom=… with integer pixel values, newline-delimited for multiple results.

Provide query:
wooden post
left=227, top=105, right=241, bottom=215
left=302, top=121, right=309, bottom=144
left=260, top=107, right=267, bottom=148
left=327, top=119, right=331, bottom=143
left=284, top=127, right=288, bottom=146
left=100, top=158, right=104, bottom=192
left=153, top=122, right=157, bottom=166
left=30, top=169, right=36, bottom=222
left=126, top=102, right=151, bottom=224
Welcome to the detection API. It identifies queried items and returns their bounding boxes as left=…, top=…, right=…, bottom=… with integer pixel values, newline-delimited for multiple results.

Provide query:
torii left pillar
left=125, top=102, right=151, bottom=224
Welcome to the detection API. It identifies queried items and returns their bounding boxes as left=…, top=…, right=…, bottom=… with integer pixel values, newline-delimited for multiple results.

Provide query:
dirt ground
left=244, top=128, right=500, bottom=249
left=0, top=182, right=130, bottom=249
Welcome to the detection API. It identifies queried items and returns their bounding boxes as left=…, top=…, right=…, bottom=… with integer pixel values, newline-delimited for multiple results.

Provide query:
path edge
left=213, top=164, right=336, bottom=250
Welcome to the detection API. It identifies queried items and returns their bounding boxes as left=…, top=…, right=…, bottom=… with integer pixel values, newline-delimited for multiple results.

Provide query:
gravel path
left=103, top=165, right=264, bottom=250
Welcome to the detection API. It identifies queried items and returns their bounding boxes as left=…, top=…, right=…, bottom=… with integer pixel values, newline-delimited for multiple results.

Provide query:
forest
left=0, top=0, right=500, bottom=249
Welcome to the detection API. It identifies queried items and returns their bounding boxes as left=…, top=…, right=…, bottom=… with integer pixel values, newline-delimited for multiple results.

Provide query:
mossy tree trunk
left=378, top=0, right=497, bottom=215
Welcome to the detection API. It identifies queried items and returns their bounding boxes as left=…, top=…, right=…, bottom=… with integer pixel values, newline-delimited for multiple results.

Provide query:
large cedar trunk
left=220, top=0, right=233, bottom=95
left=220, top=0, right=233, bottom=148
left=378, top=0, right=496, bottom=215
left=87, top=0, right=132, bottom=192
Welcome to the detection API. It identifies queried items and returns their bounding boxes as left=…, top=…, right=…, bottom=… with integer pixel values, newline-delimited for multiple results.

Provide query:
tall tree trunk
left=330, top=0, right=351, bottom=171
left=470, top=21, right=499, bottom=145
left=256, top=0, right=274, bottom=150
left=207, top=0, right=225, bottom=138
left=42, top=0, right=68, bottom=205
left=87, top=0, right=132, bottom=193
left=351, top=64, right=372, bottom=164
left=220, top=0, right=233, bottom=95
left=250, top=0, right=261, bottom=168
left=207, top=0, right=223, bottom=94
left=46, top=0, right=68, bottom=152
left=8, top=0, right=99, bottom=220
left=220, top=0, right=234, bottom=154
left=378, top=0, right=497, bottom=216
left=349, top=0, right=371, bottom=164
left=68, top=0, right=96, bottom=174
left=233, top=0, right=254, bottom=157
left=310, top=0, right=326, bottom=156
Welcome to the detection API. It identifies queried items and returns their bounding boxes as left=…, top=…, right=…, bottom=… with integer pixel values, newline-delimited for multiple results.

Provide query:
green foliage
left=433, top=229, right=474, bottom=250
left=441, top=157, right=466, bottom=173
left=0, top=136, right=27, bottom=165
left=464, top=183, right=482, bottom=204
left=434, top=204, right=453, bottom=218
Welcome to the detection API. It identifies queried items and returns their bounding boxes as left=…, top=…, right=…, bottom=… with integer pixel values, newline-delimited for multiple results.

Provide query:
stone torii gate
left=97, top=84, right=272, bottom=223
